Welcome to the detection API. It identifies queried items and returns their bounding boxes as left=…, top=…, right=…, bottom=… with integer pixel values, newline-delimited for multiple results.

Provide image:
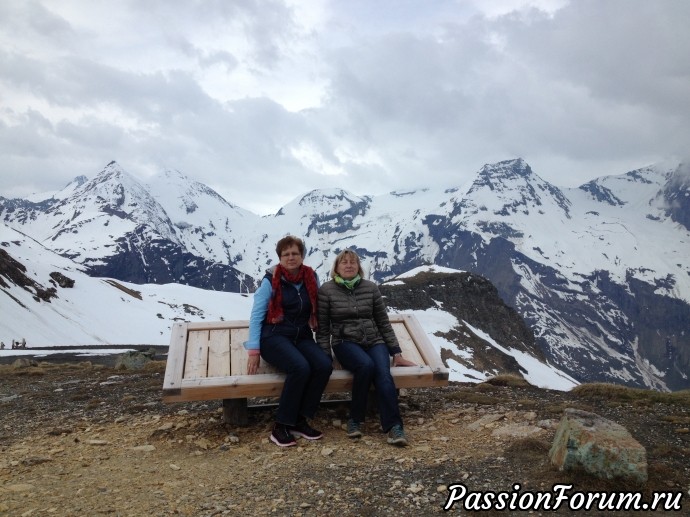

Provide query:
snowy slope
left=0, top=225, right=252, bottom=347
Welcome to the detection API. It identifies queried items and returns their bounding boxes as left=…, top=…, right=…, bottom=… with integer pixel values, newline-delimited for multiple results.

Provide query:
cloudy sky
left=1, top=0, right=688, bottom=215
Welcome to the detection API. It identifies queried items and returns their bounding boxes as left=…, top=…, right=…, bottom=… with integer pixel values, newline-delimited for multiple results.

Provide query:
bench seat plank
left=164, top=366, right=446, bottom=402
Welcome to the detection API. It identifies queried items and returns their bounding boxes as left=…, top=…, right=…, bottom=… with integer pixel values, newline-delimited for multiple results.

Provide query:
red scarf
left=267, top=264, right=319, bottom=330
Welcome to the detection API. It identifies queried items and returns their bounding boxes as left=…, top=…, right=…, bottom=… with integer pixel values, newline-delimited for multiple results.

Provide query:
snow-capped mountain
left=1, top=161, right=250, bottom=292
left=432, top=160, right=690, bottom=390
left=147, top=168, right=255, bottom=266
left=2, top=158, right=689, bottom=390
left=0, top=225, right=576, bottom=390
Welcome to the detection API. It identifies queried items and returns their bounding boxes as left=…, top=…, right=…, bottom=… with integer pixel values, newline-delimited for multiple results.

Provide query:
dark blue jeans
left=332, top=341, right=401, bottom=432
left=260, top=334, right=333, bottom=426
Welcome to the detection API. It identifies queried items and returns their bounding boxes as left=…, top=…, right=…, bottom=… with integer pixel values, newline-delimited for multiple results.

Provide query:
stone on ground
left=549, top=408, right=648, bottom=483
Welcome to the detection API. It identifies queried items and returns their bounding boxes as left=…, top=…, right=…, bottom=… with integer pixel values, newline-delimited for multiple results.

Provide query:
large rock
left=12, top=357, right=37, bottom=369
left=549, top=408, right=647, bottom=483
left=114, top=349, right=156, bottom=370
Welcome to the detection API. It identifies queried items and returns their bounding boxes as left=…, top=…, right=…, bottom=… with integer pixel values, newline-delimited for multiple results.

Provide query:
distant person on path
left=245, top=235, right=333, bottom=447
left=0, top=341, right=4, bottom=350
left=317, top=249, right=416, bottom=446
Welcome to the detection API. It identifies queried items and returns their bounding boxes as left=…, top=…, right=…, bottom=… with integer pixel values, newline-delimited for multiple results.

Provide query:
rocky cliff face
left=0, top=248, right=59, bottom=303
left=381, top=271, right=542, bottom=380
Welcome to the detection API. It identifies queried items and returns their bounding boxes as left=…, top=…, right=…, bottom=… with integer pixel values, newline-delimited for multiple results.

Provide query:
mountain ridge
left=2, top=158, right=689, bottom=390
left=0, top=225, right=571, bottom=389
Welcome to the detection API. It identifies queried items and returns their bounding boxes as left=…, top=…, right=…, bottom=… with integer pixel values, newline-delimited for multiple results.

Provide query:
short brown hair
left=331, top=249, right=365, bottom=278
left=276, top=235, right=306, bottom=258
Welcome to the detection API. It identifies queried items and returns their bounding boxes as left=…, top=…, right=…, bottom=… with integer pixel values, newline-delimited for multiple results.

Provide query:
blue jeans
left=332, top=341, right=401, bottom=432
left=260, top=334, right=333, bottom=426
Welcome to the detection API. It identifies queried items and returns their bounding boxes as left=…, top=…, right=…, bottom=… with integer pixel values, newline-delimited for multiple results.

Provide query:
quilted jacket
left=316, top=278, right=402, bottom=355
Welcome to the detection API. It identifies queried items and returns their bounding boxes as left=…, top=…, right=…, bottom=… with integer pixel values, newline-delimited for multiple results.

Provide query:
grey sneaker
left=387, top=424, right=408, bottom=446
left=346, top=419, right=363, bottom=438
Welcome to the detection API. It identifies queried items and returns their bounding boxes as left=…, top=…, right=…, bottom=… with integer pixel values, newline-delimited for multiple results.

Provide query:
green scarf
left=334, top=274, right=361, bottom=290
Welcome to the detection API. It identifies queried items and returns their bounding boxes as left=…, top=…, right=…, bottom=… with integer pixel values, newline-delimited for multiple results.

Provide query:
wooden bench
left=162, top=313, right=449, bottom=424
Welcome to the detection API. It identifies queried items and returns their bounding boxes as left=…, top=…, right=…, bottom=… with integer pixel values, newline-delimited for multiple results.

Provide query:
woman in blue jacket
left=245, top=235, right=333, bottom=447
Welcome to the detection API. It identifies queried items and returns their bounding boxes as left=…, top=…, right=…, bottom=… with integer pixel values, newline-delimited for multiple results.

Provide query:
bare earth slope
left=1, top=361, right=689, bottom=516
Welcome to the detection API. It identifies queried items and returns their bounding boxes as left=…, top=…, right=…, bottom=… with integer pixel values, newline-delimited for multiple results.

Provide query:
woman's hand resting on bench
left=393, top=353, right=417, bottom=367
left=247, top=355, right=260, bottom=375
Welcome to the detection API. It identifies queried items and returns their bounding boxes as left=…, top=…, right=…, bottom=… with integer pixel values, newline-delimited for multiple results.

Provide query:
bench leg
left=223, top=398, right=249, bottom=426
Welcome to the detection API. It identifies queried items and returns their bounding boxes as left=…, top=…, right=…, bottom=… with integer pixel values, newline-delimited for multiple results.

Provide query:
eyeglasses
left=281, top=252, right=302, bottom=258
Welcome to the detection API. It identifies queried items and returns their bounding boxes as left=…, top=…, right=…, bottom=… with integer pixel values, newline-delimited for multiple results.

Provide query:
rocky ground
left=1, top=357, right=689, bottom=516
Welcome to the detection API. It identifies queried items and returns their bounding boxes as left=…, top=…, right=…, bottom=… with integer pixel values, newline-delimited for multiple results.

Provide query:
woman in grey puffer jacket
left=317, top=249, right=416, bottom=446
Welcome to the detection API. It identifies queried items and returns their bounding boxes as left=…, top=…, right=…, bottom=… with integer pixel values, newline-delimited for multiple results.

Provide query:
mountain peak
left=298, top=188, right=366, bottom=206
left=463, top=158, right=571, bottom=219
left=147, top=167, right=250, bottom=226
left=276, top=188, right=369, bottom=216
left=77, top=162, right=138, bottom=199
left=478, top=158, right=532, bottom=183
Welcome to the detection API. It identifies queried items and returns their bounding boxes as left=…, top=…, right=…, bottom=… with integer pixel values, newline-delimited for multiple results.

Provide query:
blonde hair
left=331, top=249, right=365, bottom=279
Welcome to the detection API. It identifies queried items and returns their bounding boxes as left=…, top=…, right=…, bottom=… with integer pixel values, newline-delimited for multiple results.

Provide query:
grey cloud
left=164, top=35, right=239, bottom=71
left=504, top=1, right=690, bottom=115
left=1, top=0, right=689, bottom=212
left=128, top=0, right=300, bottom=70
left=311, top=2, right=689, bottom=188
left=0, top=110, right=56, bottom=159
left=0, top=0, right=74, bottom=42
left=1, top=51, right=215, bottom=124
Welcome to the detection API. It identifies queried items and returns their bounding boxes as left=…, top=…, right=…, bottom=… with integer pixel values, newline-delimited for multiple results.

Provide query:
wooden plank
left=392, top=322, right=424, bottom=365
left=187, top=320, right=251, bottom=331
left=207, top=329, right=231, bottom=377
left=229, top=328, right=245, bottom=376
left=176, top=372, right=289, bottom=401
left=184, top=330, right=210, bottom=380
left=162, top=366, right=447, bottom=402
left=162, top=322, right=188, bottom=393
left=390, top=365, right=448, bottom=384
left=165, top=371, right=349, bottom=401
left=401, top=313, right=446, bottom=372
left=228, top=327, right=279, bottom=375
left=230, top=328, right=247, bottom=375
